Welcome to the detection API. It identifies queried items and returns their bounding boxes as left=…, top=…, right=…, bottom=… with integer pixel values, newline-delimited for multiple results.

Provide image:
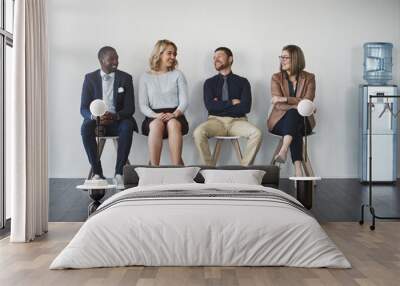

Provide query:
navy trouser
left=271, top=109, right=311, bottom=163
left=81, top=119, right=134, bottom=176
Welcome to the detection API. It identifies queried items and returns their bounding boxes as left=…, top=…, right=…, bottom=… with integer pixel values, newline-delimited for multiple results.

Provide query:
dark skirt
left=141, top=108, right=189, bottom=139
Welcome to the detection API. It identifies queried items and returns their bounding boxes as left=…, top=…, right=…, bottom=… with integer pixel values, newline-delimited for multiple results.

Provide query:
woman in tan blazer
left=267, top=45, right=316, bottom=177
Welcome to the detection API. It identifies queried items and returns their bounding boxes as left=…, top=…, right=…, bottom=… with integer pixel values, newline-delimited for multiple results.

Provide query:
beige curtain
left=10, top=0, right=48, bottom=242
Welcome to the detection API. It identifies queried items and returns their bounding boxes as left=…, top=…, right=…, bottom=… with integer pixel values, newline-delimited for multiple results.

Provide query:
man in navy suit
left=80, top=46, right=138, bottom=188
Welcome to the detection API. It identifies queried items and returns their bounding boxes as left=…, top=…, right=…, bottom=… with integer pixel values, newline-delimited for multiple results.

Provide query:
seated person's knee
left=252, top=128, right=262, bottom=139
left=119, top=119, right=134, bottom=134
left=149, top=118, right=165, bottom=131
left=81, top=120, right=96, bottom=136
left=285, top=108, right=300, bottom=119
left=193, top=126, right=206, bottom=140
left=167, top=118, right=181, bottom=130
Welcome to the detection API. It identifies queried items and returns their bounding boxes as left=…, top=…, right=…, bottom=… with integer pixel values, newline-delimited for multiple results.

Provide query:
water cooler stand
left=359, top=85, right=398, bottom=183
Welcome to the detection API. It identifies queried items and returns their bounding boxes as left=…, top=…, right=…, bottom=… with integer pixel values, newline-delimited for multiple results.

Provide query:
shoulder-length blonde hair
left=149, top=39, right=178, bottom=72
left=280, top=44, right=305, bottom=76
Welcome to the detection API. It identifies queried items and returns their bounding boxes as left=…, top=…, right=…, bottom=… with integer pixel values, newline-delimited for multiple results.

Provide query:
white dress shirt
left=100, top=69, right=116, bottom=113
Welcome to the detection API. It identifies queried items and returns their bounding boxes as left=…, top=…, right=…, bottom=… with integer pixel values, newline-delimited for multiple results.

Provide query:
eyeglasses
left=279, top=56, right=291, bottom=61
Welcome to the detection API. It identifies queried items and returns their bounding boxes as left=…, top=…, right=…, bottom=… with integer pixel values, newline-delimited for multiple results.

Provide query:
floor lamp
left=289, top=99, right=320, bottom=210
left=89, top=99, right=107, bottom=177
left=297, top=99, right=315, bottom=161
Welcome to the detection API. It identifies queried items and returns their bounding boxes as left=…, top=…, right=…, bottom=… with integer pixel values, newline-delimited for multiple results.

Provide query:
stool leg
left=87, top=138, right=107, bottom=179
left=270, top=138, right=283, bottom=165
left=301, top=138, right=314, bottom=176
left=302, top=140, right=316, bottom=185
left=112, top=138, right=118, bottom=154
left=212, top=139, right=223, bottom=166
left=231, top=139, right=243, bottom=162
left=98, top=138, right=106, bottom=157
left=302, top=154, right=315, bottom=177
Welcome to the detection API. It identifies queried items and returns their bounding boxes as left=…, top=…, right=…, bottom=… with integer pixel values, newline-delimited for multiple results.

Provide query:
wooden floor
left=1, top=222, right=400, bottom=286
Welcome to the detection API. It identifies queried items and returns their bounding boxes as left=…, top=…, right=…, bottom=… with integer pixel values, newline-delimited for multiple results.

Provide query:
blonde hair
left=149, top=39, right=178, bottom=72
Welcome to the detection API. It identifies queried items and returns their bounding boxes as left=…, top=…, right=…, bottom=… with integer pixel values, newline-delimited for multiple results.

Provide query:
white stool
left=211, top=136, right=243, bottom=165
left=87, top=136, right=131, bottom=179
left=270, top=133, right=315, bottom=177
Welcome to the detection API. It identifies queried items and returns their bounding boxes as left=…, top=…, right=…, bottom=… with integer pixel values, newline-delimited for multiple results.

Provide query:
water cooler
left=359, top=42, right=398, bottom=183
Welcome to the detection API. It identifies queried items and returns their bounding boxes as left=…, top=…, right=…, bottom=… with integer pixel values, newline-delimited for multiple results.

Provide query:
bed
left=50, top=165, right=350, bottom=269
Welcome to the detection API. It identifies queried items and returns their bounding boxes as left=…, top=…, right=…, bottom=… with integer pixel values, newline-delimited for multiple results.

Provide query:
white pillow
left=200, top=169, right=266, bottom=185
left=135, top=167, right=201, bottom=186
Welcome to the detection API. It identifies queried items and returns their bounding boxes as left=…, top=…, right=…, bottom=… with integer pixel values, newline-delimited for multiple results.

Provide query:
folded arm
left=139, top=77, right=157, bottom=118
left=175, top=71, right=188, bottom=116
left=203, top=80, right=232, bottom=113
left=270, top=74, right=316, bottom=111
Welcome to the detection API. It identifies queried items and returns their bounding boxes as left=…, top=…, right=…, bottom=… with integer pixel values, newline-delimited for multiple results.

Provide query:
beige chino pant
left=193, top=116, right=262, bottom=166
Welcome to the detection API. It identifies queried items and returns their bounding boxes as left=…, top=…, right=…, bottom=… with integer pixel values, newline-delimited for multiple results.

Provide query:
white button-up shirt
left=100, top=70, right=116, bottom=113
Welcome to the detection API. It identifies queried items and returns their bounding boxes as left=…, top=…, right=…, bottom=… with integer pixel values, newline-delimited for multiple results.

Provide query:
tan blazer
left=267, top=70, right=316, bottom=131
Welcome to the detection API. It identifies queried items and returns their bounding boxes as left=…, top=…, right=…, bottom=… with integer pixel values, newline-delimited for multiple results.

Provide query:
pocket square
left=118, top=87, right=124, bottom=93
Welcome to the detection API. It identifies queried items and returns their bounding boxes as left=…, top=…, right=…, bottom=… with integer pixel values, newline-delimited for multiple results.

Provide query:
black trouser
left=271, top=109, right=311, bottom=163
left=81, top=118, right=134, bottom=176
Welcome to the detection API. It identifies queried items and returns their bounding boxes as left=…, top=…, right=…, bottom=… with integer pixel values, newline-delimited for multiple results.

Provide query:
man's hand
left=106, top=111, right=118, bottom=120
left=232, top=99, right=241, bottom=105
left=100, top=118, right=113, bottom=125
left=100, top=112, right=115, bottom=125
left=271, top=96, right=287, bottom=105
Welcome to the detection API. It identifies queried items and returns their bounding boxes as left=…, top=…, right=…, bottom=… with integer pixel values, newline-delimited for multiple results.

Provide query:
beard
left=214, top=61, right=229, bottom=71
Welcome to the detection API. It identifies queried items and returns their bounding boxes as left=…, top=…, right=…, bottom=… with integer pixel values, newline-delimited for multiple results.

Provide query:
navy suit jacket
left=80, top=69, right=138, bottom=132
left=203, top=73, right=252, bottom=118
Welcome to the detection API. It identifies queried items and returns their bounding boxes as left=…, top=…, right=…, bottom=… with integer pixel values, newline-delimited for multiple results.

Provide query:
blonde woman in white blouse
left=139, top=39, right=189, bottom=166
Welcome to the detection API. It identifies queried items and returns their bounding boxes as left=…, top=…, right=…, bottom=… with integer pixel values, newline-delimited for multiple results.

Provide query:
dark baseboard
left=49, top=178, right=400, bottom=223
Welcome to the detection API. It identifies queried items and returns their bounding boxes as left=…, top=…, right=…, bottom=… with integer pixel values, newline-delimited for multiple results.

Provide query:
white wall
left=48, top=0, right=400, bottom=178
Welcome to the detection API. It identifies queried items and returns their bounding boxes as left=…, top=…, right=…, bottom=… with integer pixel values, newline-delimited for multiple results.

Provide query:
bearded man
left=193, top=47, right=262, bottom=166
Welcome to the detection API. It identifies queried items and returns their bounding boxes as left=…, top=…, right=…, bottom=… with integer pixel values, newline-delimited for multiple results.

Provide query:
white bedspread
left=50, top=183, right=351, bottom=269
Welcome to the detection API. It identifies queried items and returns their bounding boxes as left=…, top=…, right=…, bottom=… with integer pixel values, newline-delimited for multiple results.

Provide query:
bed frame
left=123, top=165, right=280, bottom=189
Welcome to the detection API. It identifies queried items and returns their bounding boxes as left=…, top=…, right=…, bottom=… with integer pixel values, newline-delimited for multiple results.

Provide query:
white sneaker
left=113, top=174, right=125, bottom=190
left=92, top=174, right=107, bottom=180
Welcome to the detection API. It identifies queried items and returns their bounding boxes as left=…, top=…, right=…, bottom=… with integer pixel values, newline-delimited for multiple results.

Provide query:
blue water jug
left=363, top=42, right=393, bottom=85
